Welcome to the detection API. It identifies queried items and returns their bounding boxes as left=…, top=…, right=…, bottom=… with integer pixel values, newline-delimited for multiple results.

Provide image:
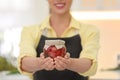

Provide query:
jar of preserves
left=43, top=40, right=66, bottom=58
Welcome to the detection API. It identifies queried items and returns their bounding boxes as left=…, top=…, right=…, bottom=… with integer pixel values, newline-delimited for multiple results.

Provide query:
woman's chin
left=53, top=11, right=69, bottom=15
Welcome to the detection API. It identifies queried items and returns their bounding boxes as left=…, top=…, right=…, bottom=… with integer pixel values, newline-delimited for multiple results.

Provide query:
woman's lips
left=54, top=3, right=65, bottom=9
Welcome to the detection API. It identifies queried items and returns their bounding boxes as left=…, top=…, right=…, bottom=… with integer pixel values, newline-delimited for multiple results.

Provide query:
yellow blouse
left=18, top=16, right=100, bottom=79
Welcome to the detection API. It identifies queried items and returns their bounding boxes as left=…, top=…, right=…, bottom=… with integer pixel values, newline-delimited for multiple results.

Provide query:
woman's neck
left=50, top=13, right=71, bottom=29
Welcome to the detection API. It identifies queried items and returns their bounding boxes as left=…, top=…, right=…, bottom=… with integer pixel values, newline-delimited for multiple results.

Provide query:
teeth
left=55, top=4, right=65, bottom=7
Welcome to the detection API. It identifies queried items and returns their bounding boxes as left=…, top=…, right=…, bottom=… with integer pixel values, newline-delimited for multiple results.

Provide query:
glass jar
left=43, top=40, right=66, bottom=58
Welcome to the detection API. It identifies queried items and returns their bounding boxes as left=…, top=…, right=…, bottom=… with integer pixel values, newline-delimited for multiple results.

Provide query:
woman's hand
left=21, top=53, right=54, bottom=73
left=54, top=53, right=71, bottom=71
left=37, top=53, right=55, bottom=71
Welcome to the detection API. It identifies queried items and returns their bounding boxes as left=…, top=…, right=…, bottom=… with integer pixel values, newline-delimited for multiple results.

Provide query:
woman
left=18, top=0, right=100, bottom=80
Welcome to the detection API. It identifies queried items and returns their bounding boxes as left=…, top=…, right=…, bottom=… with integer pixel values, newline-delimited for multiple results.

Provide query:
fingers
left=54, top=56, right=71, bottom=70
left=54, top=63, right=65, bottom=70
left=45, top=61, right=54, bottom=70
left=56, top=56, right=70, bottom=64
left=38, top=52, right=71, bottom=71
left=42, top=57, right=55, bottom=70
left=54, top=58, right=66, bottom=70
left=43, top=58, right=53, bottom=69
left=37, top=52, right=55, bottom=70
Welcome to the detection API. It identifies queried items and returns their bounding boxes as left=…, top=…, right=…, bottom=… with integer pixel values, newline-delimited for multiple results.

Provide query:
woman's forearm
left=68, top=58, right=92, bottom=73
left=21, top=57, right=40, bottom=73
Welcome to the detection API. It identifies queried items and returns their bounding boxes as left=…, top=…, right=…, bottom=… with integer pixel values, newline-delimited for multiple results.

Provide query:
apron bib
left=33, top=34, right=88, bottom=80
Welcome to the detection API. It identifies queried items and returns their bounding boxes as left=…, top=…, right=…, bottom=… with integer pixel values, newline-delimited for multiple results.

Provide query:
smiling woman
left=18, top=0, right=100, bottom=80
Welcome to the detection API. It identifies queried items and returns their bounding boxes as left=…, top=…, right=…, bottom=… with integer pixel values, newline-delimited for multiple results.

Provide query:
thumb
left=40, top=52, right=45, bottom=58
left=65, top=52, right=70, bottom=59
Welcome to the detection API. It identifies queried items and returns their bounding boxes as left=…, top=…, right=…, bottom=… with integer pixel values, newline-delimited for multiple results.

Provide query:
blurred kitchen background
left=0, top=0, right=120, bottom=80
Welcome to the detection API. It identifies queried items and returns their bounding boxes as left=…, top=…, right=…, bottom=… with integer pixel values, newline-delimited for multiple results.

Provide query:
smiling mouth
left=54, top=3, right=66, bottom=9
